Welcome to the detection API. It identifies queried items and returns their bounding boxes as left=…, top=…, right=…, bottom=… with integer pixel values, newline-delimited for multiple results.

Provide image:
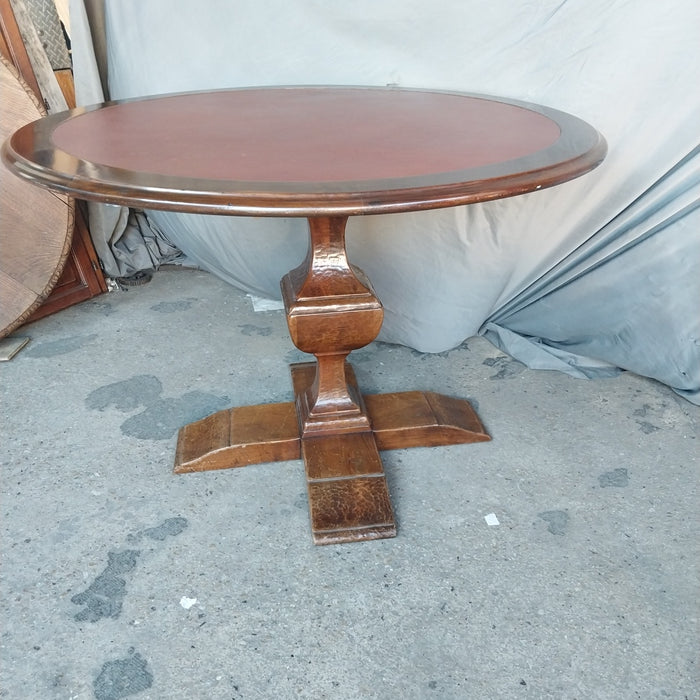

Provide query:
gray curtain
left=69, top=0, right=700, bottom=402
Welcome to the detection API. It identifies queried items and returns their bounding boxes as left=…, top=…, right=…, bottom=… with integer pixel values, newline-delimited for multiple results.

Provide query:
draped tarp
left=68, top=0, right=181, bottom=278
left=70, top=0, right=700, bottom=402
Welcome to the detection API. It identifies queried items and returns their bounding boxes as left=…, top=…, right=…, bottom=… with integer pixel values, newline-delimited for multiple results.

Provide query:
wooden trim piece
left=8, top=0, right=67, bottom=112
left=28, top=204, right=107, bottom=322
left=0, top=0, right=42, bottom=99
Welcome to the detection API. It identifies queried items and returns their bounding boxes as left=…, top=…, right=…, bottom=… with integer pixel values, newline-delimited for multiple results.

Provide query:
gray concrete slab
left=1, top=267, right=698, bottom=699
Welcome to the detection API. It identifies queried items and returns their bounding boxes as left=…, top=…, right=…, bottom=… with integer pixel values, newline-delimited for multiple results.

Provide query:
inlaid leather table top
left=3, top=86, right=606, bottom=216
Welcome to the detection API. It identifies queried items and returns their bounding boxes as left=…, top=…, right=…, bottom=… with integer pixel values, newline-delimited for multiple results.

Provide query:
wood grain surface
left=0, top=55, right=72, bottom=338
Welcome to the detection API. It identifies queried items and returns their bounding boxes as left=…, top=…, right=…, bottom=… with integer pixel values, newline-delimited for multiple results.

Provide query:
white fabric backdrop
left=71, top=0, right=700, bottom=402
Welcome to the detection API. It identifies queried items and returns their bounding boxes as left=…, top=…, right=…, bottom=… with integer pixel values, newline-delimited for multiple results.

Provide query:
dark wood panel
left=28, top=204, right=106, bottom=321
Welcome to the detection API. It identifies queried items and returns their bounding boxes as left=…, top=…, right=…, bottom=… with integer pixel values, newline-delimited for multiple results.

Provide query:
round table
left=2, top=86, right=606, bottom=544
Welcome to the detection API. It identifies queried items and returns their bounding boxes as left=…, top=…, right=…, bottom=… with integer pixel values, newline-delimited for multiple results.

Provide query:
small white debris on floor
left=484, top=513, right=500, bottom=526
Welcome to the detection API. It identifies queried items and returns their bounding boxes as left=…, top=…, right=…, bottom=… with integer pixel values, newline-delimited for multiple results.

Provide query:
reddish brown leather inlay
left=51, top=88, right=560, bottom=183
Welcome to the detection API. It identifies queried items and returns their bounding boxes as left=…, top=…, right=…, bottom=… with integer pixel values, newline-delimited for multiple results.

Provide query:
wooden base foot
left=174, top=402, right=300, bottom=473
left=303, top=432, right=396, bottom=544
left=174, top=362, right=489, bottom=544
left=367, top=390, right=490, bottom=450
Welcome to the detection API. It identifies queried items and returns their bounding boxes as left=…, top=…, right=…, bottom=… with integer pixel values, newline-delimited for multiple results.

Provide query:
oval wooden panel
left=0, top=55, right=73, bottom=338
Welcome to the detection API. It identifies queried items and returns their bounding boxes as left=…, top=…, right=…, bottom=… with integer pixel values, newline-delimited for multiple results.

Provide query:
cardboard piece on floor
left=0, top=335, right=29, bottom=361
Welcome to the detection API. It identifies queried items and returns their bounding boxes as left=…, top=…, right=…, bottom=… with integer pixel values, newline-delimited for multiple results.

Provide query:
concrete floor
left=1, top=266, right=698, bottom=700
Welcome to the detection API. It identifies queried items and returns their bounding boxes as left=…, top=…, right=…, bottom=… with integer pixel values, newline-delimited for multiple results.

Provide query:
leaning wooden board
left=0, top=55, right=72, bottom=338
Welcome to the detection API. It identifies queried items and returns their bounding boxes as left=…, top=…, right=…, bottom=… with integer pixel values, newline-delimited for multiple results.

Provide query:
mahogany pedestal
left=3, top=85, right=606, bottom=546
left=174, top=215, right=489, bottom=544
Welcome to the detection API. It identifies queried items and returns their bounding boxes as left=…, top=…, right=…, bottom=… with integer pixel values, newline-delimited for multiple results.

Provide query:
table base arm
left=173, top=364, right=490, bottom=543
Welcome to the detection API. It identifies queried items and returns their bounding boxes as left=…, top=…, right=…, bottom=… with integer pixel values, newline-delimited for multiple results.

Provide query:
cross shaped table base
left=174, top=216, right=490, bottom=544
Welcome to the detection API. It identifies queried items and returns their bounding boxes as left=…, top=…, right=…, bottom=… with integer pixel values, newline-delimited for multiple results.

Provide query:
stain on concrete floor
left=599, top=467, right=629, bottom=487
left=86, top=375, right=162, bottom=413
left=538, top=510, right=569, bottom=535
left=94, top=649, right=153, bottom=700
left=71, top=550, right=140, bottom=623
left=150, top=298, right=197, bottom=313
left=128, top=516, right=188, bottom=543
left=24, top=334, right=98, bottom=357
left=483, top=355, right=526, bottom=380
left=86, top=375, right=229, bottom=440
left=72, top=518, right=189, bottom=623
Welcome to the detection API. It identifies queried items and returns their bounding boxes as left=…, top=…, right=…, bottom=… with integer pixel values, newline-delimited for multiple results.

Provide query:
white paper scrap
left=248, top=294, right=285, bottom=312
left=180, top=596, right=198, bottom=610
left=484, top=513, right=500, bottom=527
